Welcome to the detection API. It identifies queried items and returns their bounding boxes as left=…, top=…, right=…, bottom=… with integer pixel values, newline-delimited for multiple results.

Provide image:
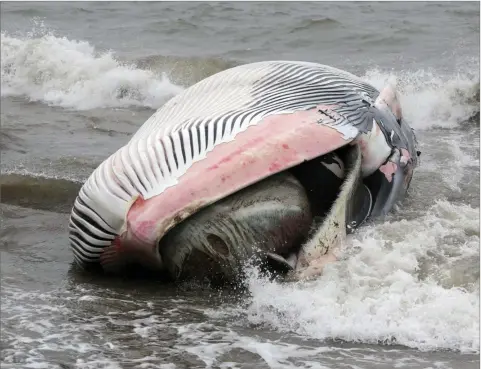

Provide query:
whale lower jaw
left=157, top=171, right=313, bottom=284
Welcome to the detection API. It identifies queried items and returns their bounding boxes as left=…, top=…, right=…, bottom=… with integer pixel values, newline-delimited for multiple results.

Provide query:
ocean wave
left=212, top=200, right=479, bottom=354
left=133, top=54, right=237, bottom=87
left=0, top=173, right=82, bottom=213
left=0, top=129, right=27, bottom=154
left=1, top=30, right=479, bottom=130
left=362, top=68, right=479, bottom=130
left=0, top=32, right=184, bottom=110
left=289, top=17, right=341, bottom=33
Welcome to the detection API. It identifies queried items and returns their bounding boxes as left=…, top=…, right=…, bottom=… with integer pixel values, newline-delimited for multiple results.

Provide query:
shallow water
left=1, top=2, right=480, bottom=368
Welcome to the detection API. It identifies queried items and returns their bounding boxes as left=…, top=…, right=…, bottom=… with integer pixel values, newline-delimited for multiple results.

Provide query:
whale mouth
left=156, top=144, right=375, bottom=285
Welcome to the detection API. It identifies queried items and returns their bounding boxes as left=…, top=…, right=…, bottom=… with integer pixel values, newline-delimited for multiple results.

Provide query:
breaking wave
left=0, top=31, right=183, bottom=110
left=211, top=200, right=479, bottom=354
left=362, top=67, right=479, bottom=130
left=0, top=173, right=82, bottom=213
left=134, top=54, right=237, bottom=87
left=1, top=29, right=479, bottom=124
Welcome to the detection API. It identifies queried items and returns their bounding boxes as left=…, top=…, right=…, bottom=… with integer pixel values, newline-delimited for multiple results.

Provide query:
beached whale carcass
left=68, top=61, right=419, bottom=283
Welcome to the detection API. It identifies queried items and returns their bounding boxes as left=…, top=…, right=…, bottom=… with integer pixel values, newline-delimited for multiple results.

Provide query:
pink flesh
left=379, top=161, right=398, bottom=182
left=114, top=106, right=355, bottom=257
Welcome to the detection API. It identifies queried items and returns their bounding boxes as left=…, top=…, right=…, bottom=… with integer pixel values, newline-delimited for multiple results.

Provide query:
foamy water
left=1, top=31, right=183, bottom=110
left=1, top=8, right=479, bottom=368
left=215, top=201, right=479, bottom=352
left=363, top=68, right=479, bottom=131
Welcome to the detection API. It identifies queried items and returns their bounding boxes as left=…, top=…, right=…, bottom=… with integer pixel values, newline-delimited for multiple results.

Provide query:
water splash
left=362, top=68, right=479, bottom=130
left=1, top=31, right=183, bottom=110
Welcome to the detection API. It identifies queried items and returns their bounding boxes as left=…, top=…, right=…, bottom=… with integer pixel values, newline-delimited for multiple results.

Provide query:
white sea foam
left=362, top=68, right=479, bottom=130
left=208, top=200, right=479, bottom=356
left=0, top=31, right=183, bottom=110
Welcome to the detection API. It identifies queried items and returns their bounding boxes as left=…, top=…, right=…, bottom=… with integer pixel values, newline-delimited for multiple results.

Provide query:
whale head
left=68, top=61, right=419, bottom=283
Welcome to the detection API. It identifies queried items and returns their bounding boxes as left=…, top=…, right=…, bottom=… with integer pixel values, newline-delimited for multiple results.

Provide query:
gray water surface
left=1, top=2, right=480, bottom=368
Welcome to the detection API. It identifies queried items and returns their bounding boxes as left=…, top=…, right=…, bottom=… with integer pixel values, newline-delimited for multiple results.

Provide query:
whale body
left=68, top=61, right=419, bottom=283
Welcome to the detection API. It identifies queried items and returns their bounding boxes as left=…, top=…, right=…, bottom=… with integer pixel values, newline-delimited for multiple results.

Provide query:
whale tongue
left=289, top=143, right=372, bottom=281
left=157, top=172, right=313, bottom=284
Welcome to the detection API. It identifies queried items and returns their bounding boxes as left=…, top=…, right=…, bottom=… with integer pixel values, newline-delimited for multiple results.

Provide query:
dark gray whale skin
left=365, top=100, right=420, bottom=219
